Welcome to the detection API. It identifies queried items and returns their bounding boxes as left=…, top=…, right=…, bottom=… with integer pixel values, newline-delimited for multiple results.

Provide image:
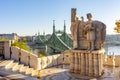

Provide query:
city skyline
left=0, top=0, right=120, bottom=36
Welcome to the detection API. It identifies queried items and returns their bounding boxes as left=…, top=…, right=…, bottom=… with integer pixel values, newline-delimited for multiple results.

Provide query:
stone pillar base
left=69, top=49, right=104, bottom=77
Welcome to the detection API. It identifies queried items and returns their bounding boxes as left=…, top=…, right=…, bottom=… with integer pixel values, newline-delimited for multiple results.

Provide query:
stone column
left=74, top=52, right=78, bottom=73
left=70, top=53, right=74, bottom=72
left=81, top=53, right=85, bottom=75
left=85, top=53, right=89, bottom=76
left=88, top=52, right=93, bottom=76
left=93, top=54, right=99, bottom=76
left=98, top=54, right=103, bottom=76
left=78, top=53, right=81, bottom=74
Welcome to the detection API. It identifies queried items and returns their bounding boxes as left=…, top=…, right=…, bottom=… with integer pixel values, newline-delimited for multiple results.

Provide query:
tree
left=114, top=20, right=120, bottom=33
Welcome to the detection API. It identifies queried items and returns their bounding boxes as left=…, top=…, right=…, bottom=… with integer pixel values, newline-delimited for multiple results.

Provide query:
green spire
left=64, top=20, right=66, bottom=33
left=38, top=31, right=40, bottom=35
left=53, top=20, right=55, bottom=33
left=43, top=31, right=45, bottom=35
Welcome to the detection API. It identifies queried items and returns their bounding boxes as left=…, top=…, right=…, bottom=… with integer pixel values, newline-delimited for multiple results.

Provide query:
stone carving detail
left=70, top=8, right=79, bottom=49
left=70, top=8, right=106, bottom=50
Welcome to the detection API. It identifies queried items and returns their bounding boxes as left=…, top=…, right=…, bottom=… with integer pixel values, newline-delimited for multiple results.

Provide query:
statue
left=79, top=16, right=85, bottom=38
left=84, top=13, right=95, bottom=50
left=70, top=8, right=79, bottom=49
left=92, top=20, right=106, bottom=50
left=70, top=8, right=106, bottom=50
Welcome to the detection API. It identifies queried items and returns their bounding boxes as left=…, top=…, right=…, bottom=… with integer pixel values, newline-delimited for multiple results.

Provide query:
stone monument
left=70, top=8, right=106, bottom=77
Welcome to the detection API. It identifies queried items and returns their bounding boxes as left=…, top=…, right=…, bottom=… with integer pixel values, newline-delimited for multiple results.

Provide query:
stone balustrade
left=2, top=40, right=120, bottom=72
left=9, top=46, right=120, bottom=70
left=10, top=46, right=64, bottom=70
left=103, top=54, right=120, bottom=67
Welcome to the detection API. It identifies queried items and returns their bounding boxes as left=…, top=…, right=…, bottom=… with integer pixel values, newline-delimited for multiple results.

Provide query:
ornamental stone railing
left=10, top=46, right=64, bottom=70
left=103, top=54, right=120, bottom=67
left=1, top=40, right=120, bottom=70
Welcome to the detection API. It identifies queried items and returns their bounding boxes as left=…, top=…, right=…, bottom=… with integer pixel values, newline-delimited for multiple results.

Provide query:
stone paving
left=0, top=58, right=116, bottom=80
left=0, top=60, right=115, bottom=80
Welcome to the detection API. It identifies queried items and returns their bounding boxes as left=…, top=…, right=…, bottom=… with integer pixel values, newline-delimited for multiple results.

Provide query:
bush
left=0, top=37, right=9, bottom=40
left=12, top=41, right=30, bottom=52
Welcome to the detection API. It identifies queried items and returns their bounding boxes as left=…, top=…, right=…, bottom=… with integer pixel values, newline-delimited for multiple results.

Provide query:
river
left=105, top=45, right=120, bottom=55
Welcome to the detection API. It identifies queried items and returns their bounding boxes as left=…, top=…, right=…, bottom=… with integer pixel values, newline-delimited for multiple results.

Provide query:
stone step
left=0, top=60, right=4, bottom=63
left=0, top=60, right=13, bottom=67
left=5, top=62, right=18, bottom=69
left=25, top=68, right=34, bottom=75
left=12, top=64, right=24, bottom=72
left=0, top=60, right=6, bottom=65
left=31, top=70, right=38, bottom=77
left=19, top=66, right=29, bottom=73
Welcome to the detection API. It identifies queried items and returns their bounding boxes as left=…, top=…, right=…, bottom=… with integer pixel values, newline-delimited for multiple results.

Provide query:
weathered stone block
left=11, top=46, right=19, bottom=61
left=4, top=40, right=11, bottom=59
left=20, top=49, right=29, bottom=65
left=63, top=50, right=71, bottom=64
left=41, top=56, right=48, bottom=69
left=52, top=55, right=58, bottom=66
left=47, top=56, right=53, bottom=67
left=57, top=54, right=64, bottom=65
left=30, top=53, right=40, bottom=69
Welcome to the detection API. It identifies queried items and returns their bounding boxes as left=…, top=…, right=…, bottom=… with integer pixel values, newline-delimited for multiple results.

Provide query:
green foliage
left=38, top=49, right=47, bottom=58
left=12, top=41, right=30, bottom=52
left=0, top=37, right=9, bottom=40
left=38, top=54, right=45, bottom=58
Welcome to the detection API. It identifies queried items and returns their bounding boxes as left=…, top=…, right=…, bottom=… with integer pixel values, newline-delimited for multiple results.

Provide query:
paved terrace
left=0, top=60, right=115, bottom=80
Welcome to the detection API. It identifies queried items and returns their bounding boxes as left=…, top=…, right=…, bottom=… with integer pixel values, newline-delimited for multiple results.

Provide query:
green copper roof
left=35, top=32, right=43, bottom=44
left=46, top=32, right=71, bottom=52
left=60, top=32, right=73, bottom=48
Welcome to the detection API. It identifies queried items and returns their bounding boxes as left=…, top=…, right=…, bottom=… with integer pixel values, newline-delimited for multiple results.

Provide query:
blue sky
left=0, top=0, right=120, bottom=36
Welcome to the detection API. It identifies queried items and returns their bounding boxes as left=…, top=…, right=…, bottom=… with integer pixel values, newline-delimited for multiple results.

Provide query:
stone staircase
left=0, top=60, right=38, bottom=78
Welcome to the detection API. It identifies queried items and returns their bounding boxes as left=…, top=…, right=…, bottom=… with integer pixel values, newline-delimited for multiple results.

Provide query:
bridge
left=35, top=20, right=73, bottom=53
left=46, top=20, right=72, bottom=52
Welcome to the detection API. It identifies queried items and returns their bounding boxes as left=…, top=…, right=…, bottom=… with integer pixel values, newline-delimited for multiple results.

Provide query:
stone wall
left=29, top=53, right=40, bottom=69
left=10, top=46, right=65, bottom=70
left=41, top=56, right=48, bottom=69
left=20, top=49, right=29, bottom=65
left=103, top=55, right=120, bottom=67
left=4, top=41, right=120, bottom=71
left=115, top=55, right=120, bottom=67
left=4, top=40, right=11, bottom=59
left=62, top=50, right=71, bottom=64
left=40, top=54, right=64, bottom=69
left=11, top=46, right=20, bottom=61
left=0, top=40, right=11, bottom=59
left=47, top=56, right=53, bottom=67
